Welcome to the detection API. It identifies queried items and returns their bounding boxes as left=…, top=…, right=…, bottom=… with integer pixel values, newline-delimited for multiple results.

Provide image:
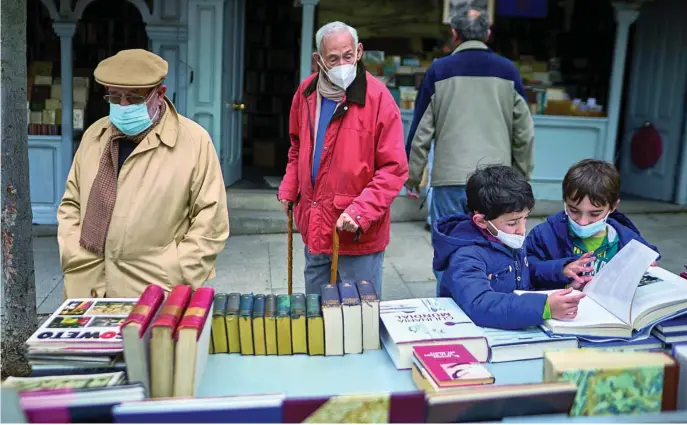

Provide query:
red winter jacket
left=278, top=63, right=408, bottom=256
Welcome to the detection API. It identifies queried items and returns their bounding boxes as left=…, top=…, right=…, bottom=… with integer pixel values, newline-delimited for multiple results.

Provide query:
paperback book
left=27, top=299, right=137, bottom=353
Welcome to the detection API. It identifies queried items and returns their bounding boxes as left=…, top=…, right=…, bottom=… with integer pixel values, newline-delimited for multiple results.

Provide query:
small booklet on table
left=518, top=240, right=687, bottom=340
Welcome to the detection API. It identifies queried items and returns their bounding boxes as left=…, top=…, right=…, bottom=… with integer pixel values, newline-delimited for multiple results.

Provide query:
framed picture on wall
left=443, top=0, right=495, bottom=25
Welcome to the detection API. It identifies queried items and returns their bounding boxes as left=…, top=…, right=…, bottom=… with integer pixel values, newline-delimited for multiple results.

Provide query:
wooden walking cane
left=330, top=225, right=340, bottom=284
left=287, top=203, right=294, bottom=295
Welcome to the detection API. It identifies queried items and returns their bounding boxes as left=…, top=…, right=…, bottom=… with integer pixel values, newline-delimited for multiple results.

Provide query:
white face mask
left=488, top=221, right=525, bottom=250
left=327, top=63, right=357, bottom=90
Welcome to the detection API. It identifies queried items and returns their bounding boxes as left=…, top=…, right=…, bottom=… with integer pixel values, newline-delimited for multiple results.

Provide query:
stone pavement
left=33, top=213, right=687, bottom=315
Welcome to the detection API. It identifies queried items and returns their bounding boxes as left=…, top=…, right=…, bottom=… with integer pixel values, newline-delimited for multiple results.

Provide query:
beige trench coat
left=57, top=99, right=229, bottom=298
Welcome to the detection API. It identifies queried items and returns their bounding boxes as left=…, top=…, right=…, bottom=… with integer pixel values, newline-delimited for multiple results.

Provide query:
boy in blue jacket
left=433, top=165, right=585, bottom=330
left=526, top=159, right=660, bottom=289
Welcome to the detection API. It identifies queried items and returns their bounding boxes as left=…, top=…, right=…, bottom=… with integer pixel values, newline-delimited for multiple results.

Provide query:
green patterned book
left=544, top=349, right=679, bottom=416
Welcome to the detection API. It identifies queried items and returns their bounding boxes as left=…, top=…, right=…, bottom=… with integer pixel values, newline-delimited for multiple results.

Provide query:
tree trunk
left=1, top=0, right=36, bottom=379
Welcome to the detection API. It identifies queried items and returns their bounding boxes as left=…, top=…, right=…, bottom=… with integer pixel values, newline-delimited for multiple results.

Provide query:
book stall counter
left=197, top=351, right=542, bottom=398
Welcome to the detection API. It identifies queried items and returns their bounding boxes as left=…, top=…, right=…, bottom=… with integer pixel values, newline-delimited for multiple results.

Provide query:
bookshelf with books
left=71, top=0, right=148, bottom=151
left=242, top=1, right=301, bottom=173
left=26, top=0, right=61, bottom=138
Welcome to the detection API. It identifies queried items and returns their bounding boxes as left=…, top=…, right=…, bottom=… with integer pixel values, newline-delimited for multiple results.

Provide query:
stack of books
left=2, top=372, right=145, bottom=423
left=26, top=298, right=138, bottom=376
left=379, top=298, right=489, bottom=370
left=209, top=280, right=381, bottom=358
left=651, top=315, right=687, bottom=347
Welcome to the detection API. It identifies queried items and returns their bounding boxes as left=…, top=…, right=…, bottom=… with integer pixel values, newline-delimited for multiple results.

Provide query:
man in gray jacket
left=405, top=4, right=534, bottom=230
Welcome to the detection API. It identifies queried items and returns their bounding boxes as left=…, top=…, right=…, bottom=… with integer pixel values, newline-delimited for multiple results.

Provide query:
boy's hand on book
left=563, top=252, right=596, bottom=288
left=548, top=288, right=586, bottom=320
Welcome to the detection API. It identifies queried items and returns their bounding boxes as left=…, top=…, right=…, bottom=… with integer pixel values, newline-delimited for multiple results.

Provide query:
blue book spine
left=356, top=280, right=378, bottom=302
left=114, top=407, right=281, bottom=424
left=320, top=284, right=341, bottom=308
left=337, top=281, right=360, bottom=306
left=239, top=294, right=254, bottom=318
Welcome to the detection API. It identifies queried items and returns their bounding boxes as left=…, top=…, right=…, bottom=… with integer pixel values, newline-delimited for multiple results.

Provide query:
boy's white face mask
left=488, top=221, right=525, bottom=250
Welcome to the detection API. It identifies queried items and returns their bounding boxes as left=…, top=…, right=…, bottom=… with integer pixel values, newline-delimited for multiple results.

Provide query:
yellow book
left=291, top=294, right=307, bottom=354
left=238, top=294, right=254, bottom=355
left=276, top=294, right=292, bottom=355
left=264, top=295, right=278, bottom=355
left=211, top=293, right=229, bottom=353
left=224, top=293, right=241, bottom=353
left=252, top=294, right=266, bottom=355
left=306, top=294, right=324, bottom=356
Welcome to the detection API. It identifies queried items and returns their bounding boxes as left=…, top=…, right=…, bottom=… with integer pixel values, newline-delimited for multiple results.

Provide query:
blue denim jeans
left=430, top=185, right=468, bottom=295
left=304, top=246, right=384, bottom=299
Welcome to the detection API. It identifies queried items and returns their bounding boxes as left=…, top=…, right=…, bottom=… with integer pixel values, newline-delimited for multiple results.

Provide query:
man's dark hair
left=450, top=3, right=490, bottom=42
left=563, top=159, right=621, bottom=208
left=466, top=165, right=535, bottom=220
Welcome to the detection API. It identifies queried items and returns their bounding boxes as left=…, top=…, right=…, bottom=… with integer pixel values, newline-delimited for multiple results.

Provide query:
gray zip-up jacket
left=405, top=41, right=534, bottom=187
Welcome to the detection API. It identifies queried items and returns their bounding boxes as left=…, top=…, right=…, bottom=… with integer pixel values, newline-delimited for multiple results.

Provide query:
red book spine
left=176, top=287, right=215, bottom=340
left=151, top=285, right=192, bottom=332
left=121, top=285, right=165, bottom=337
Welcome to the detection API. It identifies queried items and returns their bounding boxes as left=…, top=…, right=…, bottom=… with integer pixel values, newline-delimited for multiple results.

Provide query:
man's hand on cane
left=336, top=212, right=360, bottom=233
left=280, top=199, right=293, bottom=215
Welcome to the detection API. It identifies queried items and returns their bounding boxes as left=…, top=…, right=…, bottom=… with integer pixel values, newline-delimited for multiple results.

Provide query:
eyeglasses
left=103, top=94, right=148, bottom=105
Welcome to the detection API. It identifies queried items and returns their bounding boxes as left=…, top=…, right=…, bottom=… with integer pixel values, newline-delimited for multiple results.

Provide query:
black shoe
left=424, top=223, right=431, bottom=232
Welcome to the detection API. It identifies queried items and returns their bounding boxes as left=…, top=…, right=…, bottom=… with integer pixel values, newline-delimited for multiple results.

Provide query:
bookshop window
left=489, top=0, right=615, bottom=117
left=72, top=0, right=148, bottom=149
left=27, top=0, right=62, bottom=137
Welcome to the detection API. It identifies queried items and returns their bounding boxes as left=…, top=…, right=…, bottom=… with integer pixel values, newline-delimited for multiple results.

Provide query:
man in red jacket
left=278, top=21, right=408, bottom=298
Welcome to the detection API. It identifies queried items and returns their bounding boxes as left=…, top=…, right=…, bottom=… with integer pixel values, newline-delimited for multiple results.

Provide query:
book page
left=582, top=240, right=659, bottom=325
left=515, top=290, right=626, bottom=328
left=630, top=267, right=687, bottom=328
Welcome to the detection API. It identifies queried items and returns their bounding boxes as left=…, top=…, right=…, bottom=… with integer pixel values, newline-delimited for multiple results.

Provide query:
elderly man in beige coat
left=57, top=49, right=229, bottom=298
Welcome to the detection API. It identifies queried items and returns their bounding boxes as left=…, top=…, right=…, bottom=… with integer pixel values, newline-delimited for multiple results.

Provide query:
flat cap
left=94, top=49, right=168, bottom=89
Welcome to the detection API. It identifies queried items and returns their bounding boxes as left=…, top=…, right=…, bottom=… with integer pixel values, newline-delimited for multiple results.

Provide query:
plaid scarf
left=79, top=102, right=167, bottom=256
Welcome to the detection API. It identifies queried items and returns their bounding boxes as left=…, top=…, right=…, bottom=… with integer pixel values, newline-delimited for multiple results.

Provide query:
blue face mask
left=109, top=92, right=156, bottom=136
left=566, top=205, right=609, bottom=238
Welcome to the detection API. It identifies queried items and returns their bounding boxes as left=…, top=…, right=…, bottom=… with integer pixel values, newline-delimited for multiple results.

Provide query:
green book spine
left=306, top=294, right=321, bottom=318
left=290, top=294, right=306, bottom=320
left=276, top=295, right=291, bottom=317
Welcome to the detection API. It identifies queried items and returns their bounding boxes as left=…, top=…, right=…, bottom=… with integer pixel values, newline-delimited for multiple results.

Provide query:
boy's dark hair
left=466, top=165, right=535, bottom=220
left=563, top=159, right=621, bottom=208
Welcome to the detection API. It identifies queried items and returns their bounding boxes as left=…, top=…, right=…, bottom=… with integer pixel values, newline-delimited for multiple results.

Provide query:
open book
left=518, top=240, right=687, bottom=339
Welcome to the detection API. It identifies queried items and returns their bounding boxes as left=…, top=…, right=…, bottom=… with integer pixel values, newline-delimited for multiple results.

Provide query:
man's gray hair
left=315, top=21, right=359, bottom=55
left=450, top=3, right=490, bottom=42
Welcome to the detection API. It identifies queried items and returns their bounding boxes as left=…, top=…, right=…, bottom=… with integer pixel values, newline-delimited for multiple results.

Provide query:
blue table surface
left=198, top=350, right=542, bottom=398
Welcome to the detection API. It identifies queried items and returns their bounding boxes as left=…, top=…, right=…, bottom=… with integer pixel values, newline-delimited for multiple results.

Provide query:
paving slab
left=405, top=281, right=439, bottom=298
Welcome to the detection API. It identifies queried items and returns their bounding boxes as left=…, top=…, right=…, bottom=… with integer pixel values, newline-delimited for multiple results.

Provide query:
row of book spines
left=322, top=280, right=379, bottom=308
left=211, top=311, right=324, bottom=356
left=212, top=293, right=320, bottom=320
left=123, top=285, right=215, bottom=340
